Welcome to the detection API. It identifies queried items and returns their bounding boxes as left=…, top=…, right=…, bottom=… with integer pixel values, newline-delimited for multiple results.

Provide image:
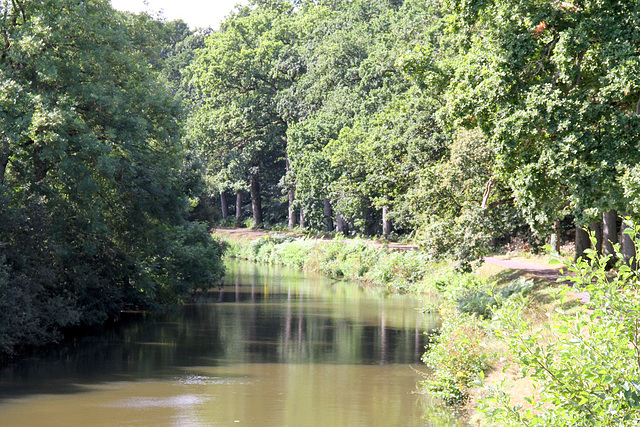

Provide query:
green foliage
left=222, top=234, right=439, bottom=291
left=184, top=0, right=549, bottom=261
left=0, top=1, right=224, bottom=358
left=481, top=229, right=640, bottom=425
left=0, top=202, right=80, bottom=356
left=286, top=1, right=451, bottom=234
left=407, top=0, right=640, bottom=231
left=186, top=1, right=296, bottom=225
left=420, top=274, right=535, bottom=405
left=458, top=277, right=534, bottom=318
left=423, top=305, right=489, bottom=405
left=182, top=0, right=640, bottom=265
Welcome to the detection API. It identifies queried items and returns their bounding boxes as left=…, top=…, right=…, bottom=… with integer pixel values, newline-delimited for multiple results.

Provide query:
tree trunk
left=336, top=212, right=348, bottom=234
left=549, top=219, right=561, bottom=253
left=589, top=220, right=603, bottom=256
left=382, top=205, right=392, bottom=236
left=622, top=220, right=636, bottom=269
left=323, top=198, right=334, bottom=232
left=235, top=190, right=243, bottom=226
left=575, top=226, right=591, bottom=261
left=0, top=138, right=9, bottom=185
left=603, top=210, right=617, bottom=262
left=220, top=191, right=229, bottom=219
left=299, top=208, right=306, bottom=229
left=288, top=188, right=296, bottom=229
left=250, top=175, right=263, bottom=227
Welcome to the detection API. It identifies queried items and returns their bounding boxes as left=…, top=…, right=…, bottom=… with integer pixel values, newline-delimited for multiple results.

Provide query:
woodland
left=2, top=0, right=640, bottom=362
left=186, top=0, right=640, bottom=263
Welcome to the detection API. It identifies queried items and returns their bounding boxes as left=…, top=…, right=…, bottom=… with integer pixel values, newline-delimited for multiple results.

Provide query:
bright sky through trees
left=110, top=0, right=247, bottom=29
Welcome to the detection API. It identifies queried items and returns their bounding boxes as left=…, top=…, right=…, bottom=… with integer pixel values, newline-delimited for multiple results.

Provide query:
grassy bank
left=222, top=232, right=450, bottom=293
left=217, top=230, right=640, bottom=425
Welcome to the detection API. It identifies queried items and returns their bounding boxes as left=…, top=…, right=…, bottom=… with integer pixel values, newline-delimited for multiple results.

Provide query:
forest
left=1, top=0, right=640, bottom=370
left=186, top=0, right=640, bottom=266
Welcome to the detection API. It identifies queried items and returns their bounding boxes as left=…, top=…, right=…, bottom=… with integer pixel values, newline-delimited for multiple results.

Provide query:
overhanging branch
left=486, top=197, right=514, bottom=210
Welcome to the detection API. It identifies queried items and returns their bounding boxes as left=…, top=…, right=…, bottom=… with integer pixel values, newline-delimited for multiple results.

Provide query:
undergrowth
left=419, top=272, right=534, bottom=405
left=222, top=233, right=442, bottom=290
left=478, top=232, right=640, bottom=426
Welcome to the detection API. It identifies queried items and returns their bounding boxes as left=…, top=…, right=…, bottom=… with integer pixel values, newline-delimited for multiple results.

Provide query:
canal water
left=0, top=260, right=462, bottom=426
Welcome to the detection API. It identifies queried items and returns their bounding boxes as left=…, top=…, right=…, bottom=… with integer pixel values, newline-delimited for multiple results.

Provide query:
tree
left=0, top=0, right=224, bottom=357
left=285, top=0, right=402, bottom=232
left=406, top=0, right=640, bottom=257
left=187, top=1, right=303, bottom=227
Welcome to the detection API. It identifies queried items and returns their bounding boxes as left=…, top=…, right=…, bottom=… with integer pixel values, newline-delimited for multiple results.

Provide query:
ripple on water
left=111, top=394, right=211, bottom=409
left=173, top=374, right=247, bottom=386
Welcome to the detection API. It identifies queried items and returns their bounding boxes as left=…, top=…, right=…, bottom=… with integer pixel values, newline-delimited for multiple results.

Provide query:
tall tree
left=187, top=1, right=303, bottom=227
left=0, top=0, right=224, bottom=356
left=406, top=0, right=640, bottom=256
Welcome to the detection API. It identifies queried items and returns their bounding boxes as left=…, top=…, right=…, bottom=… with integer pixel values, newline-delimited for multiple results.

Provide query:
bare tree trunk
left=336, top=212, right=348, bottom=233
left=622, top=220, right=637, bottom=269
left=250, top=175, right=263, bottom=227
left=382, top=206, right=392, bottom=236
left=549, top=219, right=561, bottom=253
left=220, top=191, right=229, bottom=219
left=323, top=198, right=334, bottom=232
left=575, top=226, right=590, bottom=261
left=299, top=209, right=306, bottom=229
left=288, top=188, right=296, bottom=229
left=0, top=138, right=9, bottom=185
left=603, top=209, right=617, bottom=266
left=589, top=220, right=603, bottom=256
left=235, top=190, right=243, bottom=226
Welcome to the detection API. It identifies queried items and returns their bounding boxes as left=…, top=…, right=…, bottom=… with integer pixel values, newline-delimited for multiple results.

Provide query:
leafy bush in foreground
left=423, top=305, right=489, bottom=405
left=481, top=230, right=640, bottom=425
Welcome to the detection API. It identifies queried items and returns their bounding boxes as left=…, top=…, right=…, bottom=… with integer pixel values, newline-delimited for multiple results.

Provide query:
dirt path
left=484, top=256, right=591, bottom=303
left=213, top=228, right=419, bottom=250
left=214, top=228, right=269, bottom=237
left=483, top=256, right=565, bottom=282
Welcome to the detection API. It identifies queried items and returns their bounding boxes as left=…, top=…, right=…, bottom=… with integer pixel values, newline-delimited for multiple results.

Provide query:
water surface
left=0, top=260, right=461, bottom=426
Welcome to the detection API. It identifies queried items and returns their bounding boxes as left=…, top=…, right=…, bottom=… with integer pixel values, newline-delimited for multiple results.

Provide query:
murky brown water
left=0, top=260, right=462, bottom=426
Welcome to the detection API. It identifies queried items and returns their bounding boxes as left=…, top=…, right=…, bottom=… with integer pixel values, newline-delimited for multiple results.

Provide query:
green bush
left=458, top=277, right=534, bottom=318
left=480, top=230, right=640, bottom=425
left=423, top=305, right=489, bottom=405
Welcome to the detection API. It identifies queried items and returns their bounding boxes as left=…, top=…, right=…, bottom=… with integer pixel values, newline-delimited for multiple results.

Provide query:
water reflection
left=0, top=260, right=462, bottom=426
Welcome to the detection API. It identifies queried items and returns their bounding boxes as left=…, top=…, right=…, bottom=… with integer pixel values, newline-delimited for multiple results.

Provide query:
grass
left=219, top=231, right=442, bottom=292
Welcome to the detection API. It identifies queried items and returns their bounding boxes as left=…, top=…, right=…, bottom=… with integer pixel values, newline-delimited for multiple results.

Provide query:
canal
left=0, top=260, right=461, bottom=426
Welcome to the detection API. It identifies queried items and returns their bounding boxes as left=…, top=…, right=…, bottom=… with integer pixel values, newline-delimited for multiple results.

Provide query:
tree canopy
left=185, top=0, right=640, bottom=262
left=0, top=0, right=223, bottom=357
left=3, top=0, right=640, bottom=356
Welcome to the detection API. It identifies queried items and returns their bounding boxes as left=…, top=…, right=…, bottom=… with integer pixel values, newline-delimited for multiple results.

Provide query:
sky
left=110, top=0, right=248, bottom=29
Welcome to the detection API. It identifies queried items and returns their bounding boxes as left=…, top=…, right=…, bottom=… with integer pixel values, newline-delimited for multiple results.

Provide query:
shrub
left=480, top=230, right=640, bottom=425
left=458, top=277, right=534, bottom=318
left=423, top=304, right=489, bottom=405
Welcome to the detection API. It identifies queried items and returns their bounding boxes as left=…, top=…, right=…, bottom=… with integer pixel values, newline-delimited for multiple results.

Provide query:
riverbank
left=217, top=228, right=640, bottom=424
left=213, top=229, right=578, bottom=424
left=218, top=231, right=446, bottom=293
